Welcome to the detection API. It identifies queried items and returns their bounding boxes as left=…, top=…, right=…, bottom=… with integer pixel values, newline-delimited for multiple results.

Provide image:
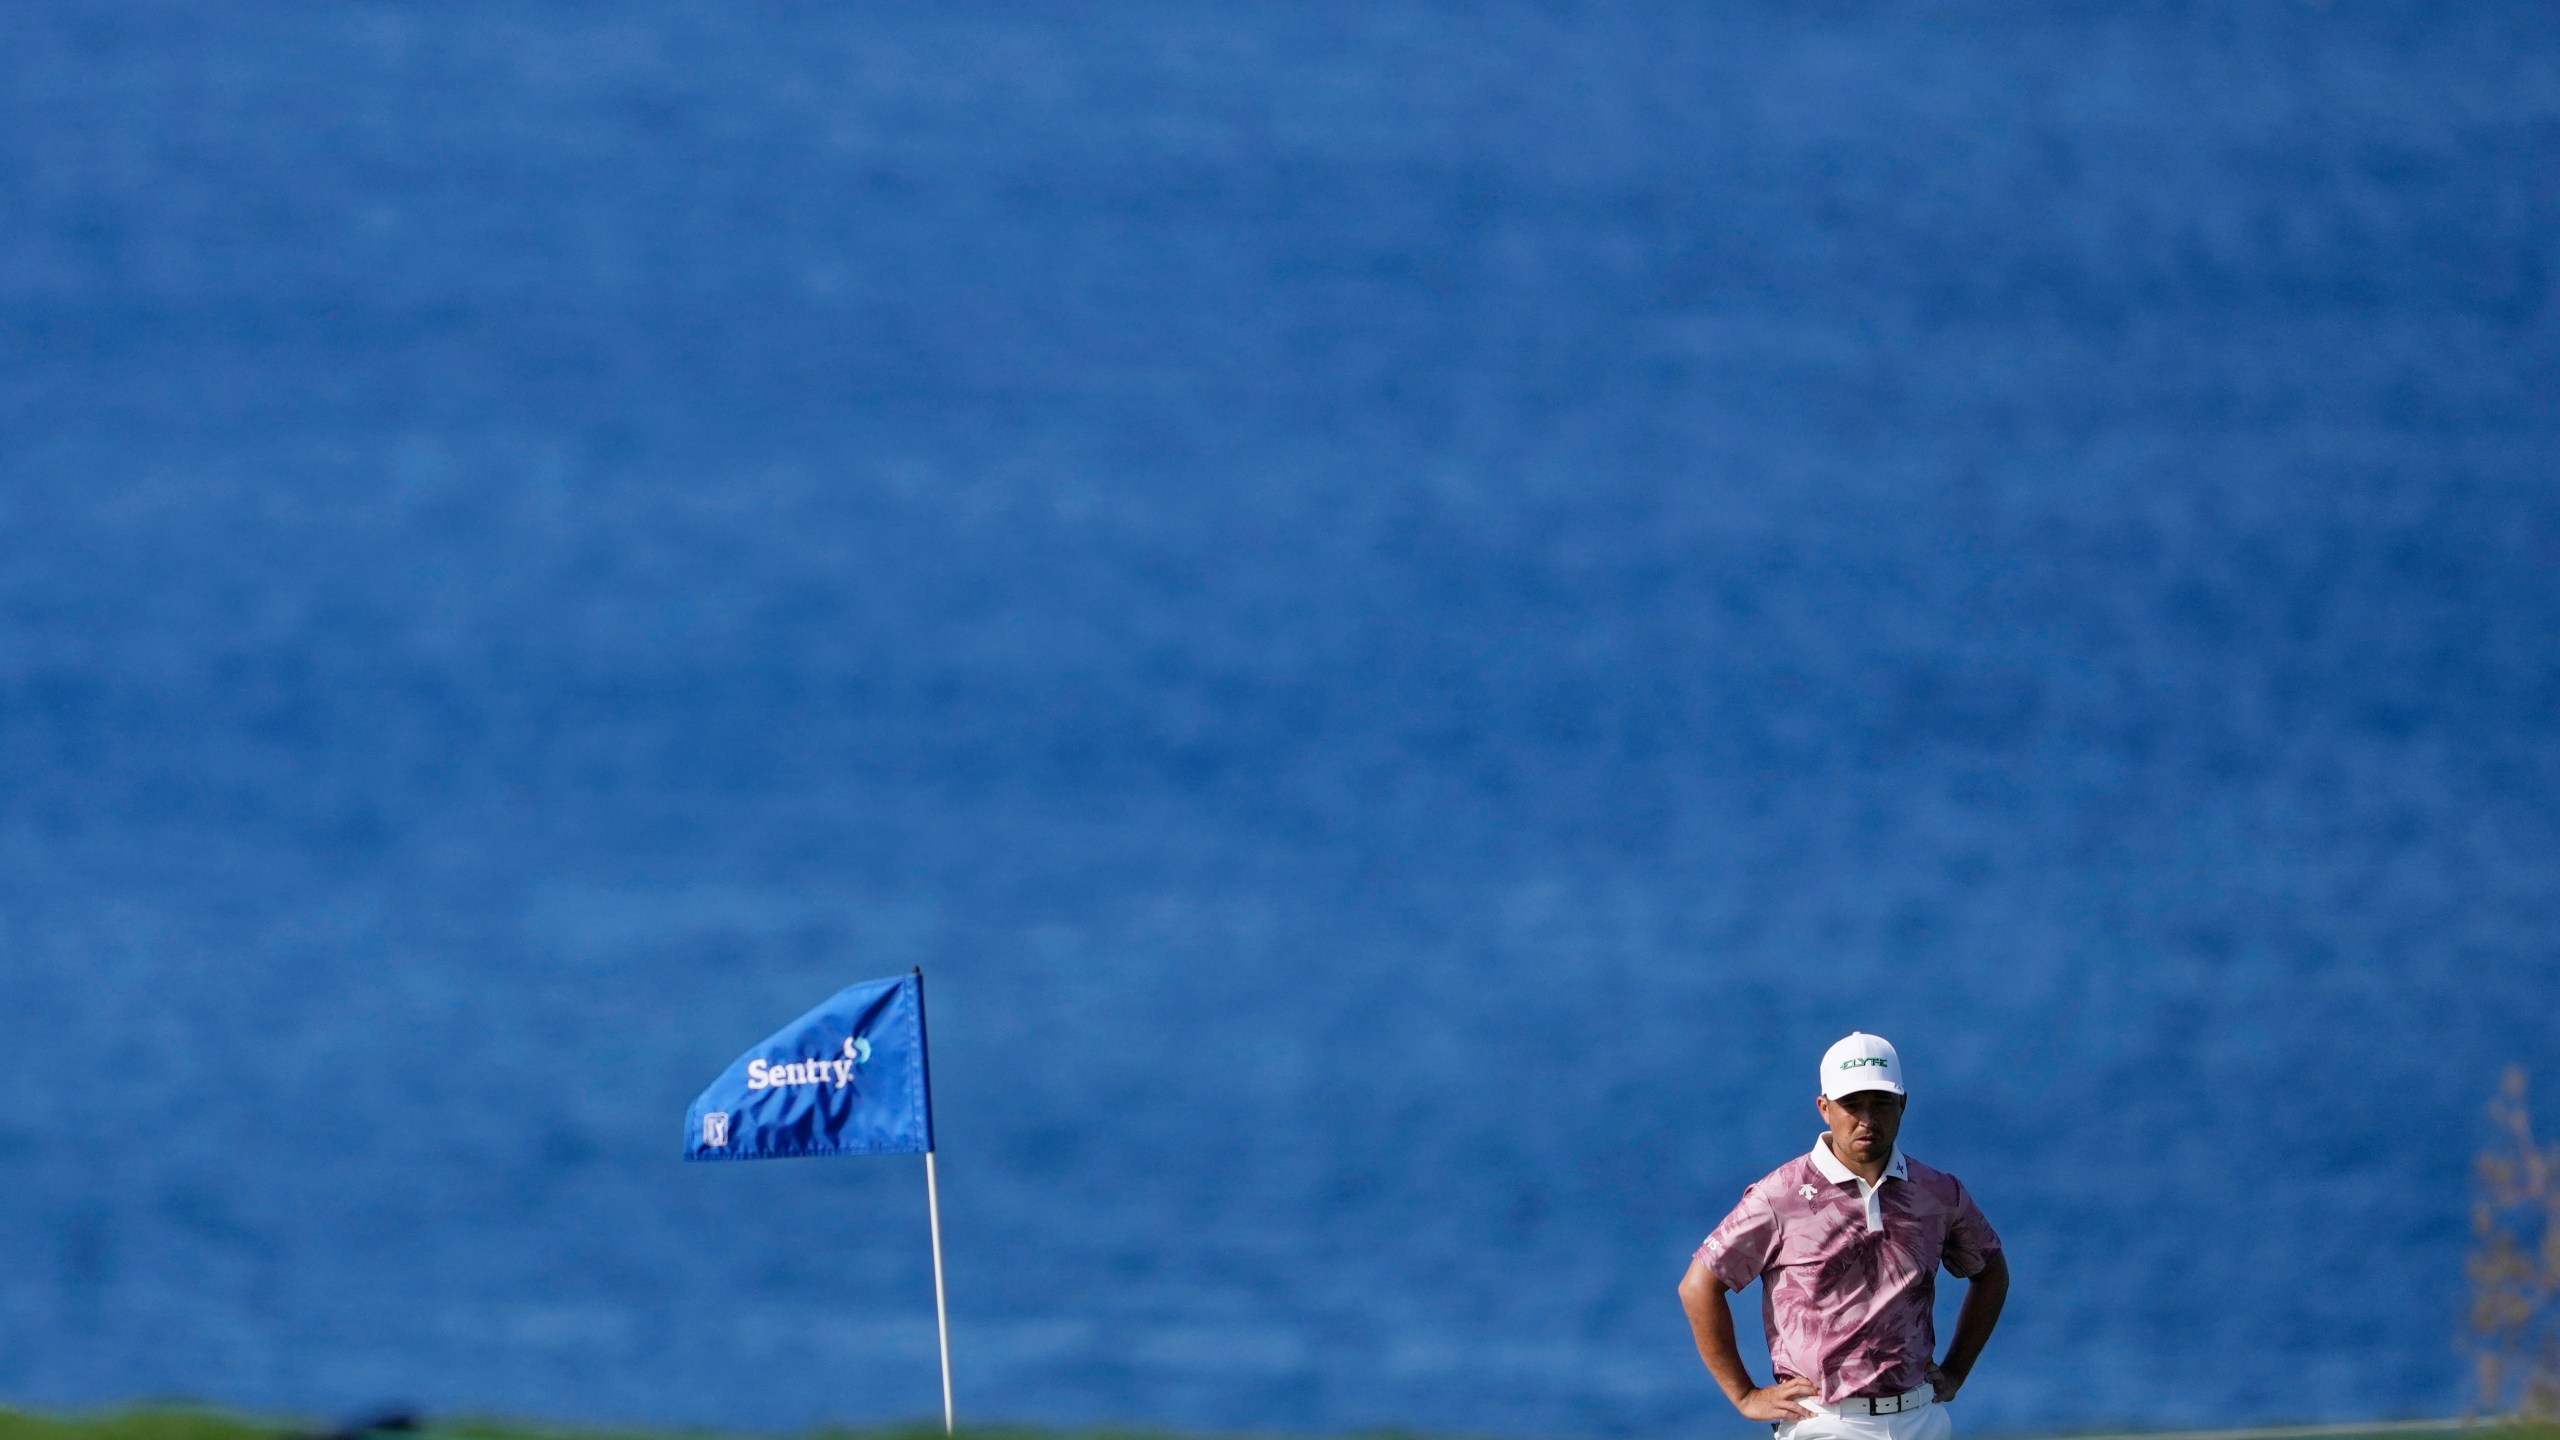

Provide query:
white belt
left=1842, top=1384, right=1935, bottom=1416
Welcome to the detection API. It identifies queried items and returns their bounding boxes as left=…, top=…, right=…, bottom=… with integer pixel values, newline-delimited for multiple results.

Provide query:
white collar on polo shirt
left=1810, top=1134, right=1907, bottom=1233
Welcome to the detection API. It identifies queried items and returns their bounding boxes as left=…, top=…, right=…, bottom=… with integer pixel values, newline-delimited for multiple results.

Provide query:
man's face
left=1817, top=1088, right=1905, bottom=1165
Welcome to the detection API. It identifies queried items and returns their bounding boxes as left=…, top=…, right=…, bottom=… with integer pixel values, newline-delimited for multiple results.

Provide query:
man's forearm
left=1939, top=1252, right=2010, bottom=1381
left=1679, top=1265, right=1759, bottom=1403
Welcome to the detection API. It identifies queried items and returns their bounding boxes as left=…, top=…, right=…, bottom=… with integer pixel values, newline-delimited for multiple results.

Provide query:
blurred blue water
left=1, top=2, right=2556, bottom=1437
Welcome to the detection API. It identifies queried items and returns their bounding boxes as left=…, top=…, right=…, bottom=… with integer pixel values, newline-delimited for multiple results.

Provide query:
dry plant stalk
left=2471, top=1066, right=2560, bottom=1419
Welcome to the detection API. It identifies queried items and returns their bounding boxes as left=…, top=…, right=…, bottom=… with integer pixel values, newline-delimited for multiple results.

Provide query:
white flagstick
left=925, top=1148, right=955, bottom=1435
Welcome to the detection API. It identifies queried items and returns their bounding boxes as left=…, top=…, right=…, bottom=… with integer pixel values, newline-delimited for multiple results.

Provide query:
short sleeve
left=1698, top=1181, right=1781, bottom=1290
left=1939, top=1177, right=2003, bottom=1279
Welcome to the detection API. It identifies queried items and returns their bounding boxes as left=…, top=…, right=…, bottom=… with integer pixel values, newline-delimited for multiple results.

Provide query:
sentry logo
left=746, top=1035, right=874, bottom=1091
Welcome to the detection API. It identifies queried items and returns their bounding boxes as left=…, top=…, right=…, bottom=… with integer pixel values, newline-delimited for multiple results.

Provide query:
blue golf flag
left=685, top=972, right=935, bottom=1161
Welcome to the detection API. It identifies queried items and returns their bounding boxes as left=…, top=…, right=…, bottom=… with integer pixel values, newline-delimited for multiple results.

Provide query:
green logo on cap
left=1840, top=1057, right=1890, bottom=1070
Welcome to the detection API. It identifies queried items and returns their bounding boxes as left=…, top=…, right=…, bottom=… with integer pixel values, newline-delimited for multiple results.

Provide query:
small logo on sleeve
left=702, top=1112, right=731, bottom=1148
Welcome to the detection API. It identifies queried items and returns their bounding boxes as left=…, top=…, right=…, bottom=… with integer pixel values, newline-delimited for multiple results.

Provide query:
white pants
left=1773, top=1395, right=1950, bottom=1440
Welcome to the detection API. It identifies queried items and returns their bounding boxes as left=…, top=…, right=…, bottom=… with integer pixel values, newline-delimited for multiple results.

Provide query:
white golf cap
left=1820, top=1032, right=1906, bottom=1099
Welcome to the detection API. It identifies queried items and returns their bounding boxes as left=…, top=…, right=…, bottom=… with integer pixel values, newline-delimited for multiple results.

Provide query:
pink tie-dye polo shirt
left=1697, top=1137, right=2002, bottom=1403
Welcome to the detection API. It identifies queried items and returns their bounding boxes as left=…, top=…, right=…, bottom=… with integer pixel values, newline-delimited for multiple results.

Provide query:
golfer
left=1679, top=1033, right=2009, bottom=1440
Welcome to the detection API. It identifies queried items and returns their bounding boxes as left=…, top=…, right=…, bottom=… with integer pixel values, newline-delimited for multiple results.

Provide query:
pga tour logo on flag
left=684, top=973, right=935, bottom=1161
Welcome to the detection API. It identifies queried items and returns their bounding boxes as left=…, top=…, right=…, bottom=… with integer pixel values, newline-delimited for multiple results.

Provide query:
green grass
left=0, top=1410, right=288, bottom=1440
left=0, top=1411, right=1216, bottom=1440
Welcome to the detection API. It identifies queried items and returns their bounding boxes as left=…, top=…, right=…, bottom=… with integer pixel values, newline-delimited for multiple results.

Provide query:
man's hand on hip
left=1926, top=1363, right=1964, bottom=1404
left=1735, top=1378, right=1818, bottom=1423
